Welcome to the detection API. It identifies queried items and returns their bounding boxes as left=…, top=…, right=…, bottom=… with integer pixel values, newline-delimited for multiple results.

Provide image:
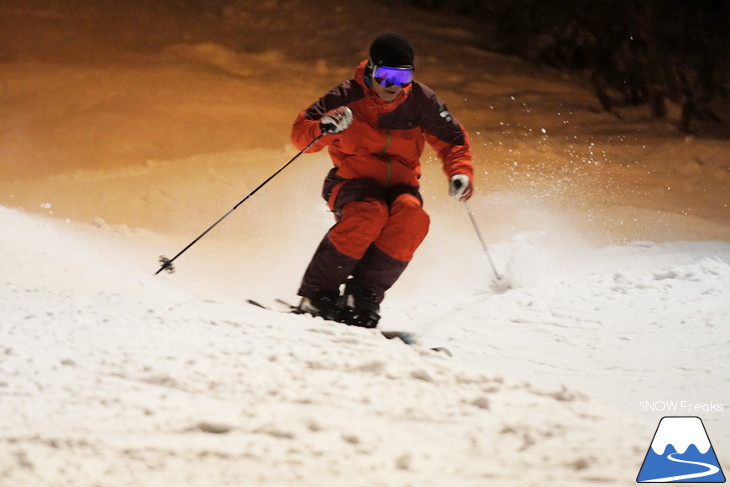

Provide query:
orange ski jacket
left=291, top=60, right=473, bottom=189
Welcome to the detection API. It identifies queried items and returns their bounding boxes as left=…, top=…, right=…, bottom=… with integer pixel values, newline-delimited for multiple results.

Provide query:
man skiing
left=291, top=32, right=474, bottom=328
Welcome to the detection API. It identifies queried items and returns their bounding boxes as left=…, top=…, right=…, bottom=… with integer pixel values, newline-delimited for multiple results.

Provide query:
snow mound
left=164, top=42, right=286, bottom=79
left=2, top=205, right=654, bottom=486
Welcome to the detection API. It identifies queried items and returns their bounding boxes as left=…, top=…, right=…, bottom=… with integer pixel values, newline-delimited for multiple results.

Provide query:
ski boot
left=297, top=290, right=340, bottom=321
left=337, top=281, right=381, bottom=329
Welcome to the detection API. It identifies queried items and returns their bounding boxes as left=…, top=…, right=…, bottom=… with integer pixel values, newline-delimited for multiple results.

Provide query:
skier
left=291, top=32, right=474, bottom=328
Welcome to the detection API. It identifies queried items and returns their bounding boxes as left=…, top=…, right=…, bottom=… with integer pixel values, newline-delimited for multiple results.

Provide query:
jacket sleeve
left=419, top=87, right=474, bottom=180
left=291, top=79, right=363, bottom=152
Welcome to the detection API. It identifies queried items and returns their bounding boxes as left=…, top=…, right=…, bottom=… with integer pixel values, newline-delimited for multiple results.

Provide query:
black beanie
left=369, top=33, right=414, bottom=68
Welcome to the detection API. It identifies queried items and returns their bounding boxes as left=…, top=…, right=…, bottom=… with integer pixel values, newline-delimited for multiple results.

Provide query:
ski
left=245, top=298, right=426, bottom=348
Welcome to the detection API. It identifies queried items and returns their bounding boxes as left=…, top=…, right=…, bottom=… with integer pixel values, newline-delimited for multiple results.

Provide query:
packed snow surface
left=1, top=1, right=729, bottom=486
left=4, top=205, right=728, bottom=487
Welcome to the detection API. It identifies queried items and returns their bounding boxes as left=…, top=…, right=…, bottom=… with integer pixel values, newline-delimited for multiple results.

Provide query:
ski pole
left=155, top=133, right=325, bottom=275
left=463, top=200, right=504, bottom=282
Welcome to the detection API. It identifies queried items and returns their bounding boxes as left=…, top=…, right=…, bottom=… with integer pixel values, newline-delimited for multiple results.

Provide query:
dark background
left=1, top=0, right=728, bottom=135
left=399, top=0, right=730, bottom=133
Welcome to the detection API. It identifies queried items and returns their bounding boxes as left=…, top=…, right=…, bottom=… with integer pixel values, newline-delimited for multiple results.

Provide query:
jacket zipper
left=381, top=129, right=392, bottom=186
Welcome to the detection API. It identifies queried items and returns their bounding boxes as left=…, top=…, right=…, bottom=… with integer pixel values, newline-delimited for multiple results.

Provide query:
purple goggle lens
left=373, top=65, right=414, bottom=88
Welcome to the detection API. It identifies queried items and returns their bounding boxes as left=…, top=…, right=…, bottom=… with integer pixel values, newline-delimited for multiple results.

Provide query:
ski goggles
left=372, top=65, right=414, bottom=88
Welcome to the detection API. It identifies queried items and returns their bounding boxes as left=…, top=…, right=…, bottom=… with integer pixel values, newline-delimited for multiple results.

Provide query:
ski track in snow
left=2, top=205, right=729, bottom=486
left=411, top=240, right=730, bottom=409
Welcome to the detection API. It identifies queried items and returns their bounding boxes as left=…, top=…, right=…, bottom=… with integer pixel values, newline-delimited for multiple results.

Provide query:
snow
left=1, top=1, right=729, bottom=486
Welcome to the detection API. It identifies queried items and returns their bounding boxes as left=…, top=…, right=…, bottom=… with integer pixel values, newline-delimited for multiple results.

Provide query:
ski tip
left=246, top=298, right=268, bottom=310
left=430, top=346, right=453, bottom=357
left=381, top=330, right=418, bottom=345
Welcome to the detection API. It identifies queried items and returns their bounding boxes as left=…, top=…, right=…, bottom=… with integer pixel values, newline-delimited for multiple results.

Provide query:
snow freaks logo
left=636, top=416, right=726, bottom=483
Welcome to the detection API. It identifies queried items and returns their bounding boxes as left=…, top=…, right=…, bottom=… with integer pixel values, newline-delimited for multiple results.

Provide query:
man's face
left=372, top=80, right=403, bottom=103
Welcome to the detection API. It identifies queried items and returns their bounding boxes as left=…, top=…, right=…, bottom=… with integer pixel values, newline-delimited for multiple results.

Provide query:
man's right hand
left=320, top=106, right=353, bottom=134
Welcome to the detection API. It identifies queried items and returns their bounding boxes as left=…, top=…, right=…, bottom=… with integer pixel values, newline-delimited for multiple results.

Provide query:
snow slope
left=2, top=203, right=729, bottom=486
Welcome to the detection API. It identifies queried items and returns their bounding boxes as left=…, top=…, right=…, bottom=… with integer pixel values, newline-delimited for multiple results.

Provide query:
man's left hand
left=449, top=174, right=473, bottom=201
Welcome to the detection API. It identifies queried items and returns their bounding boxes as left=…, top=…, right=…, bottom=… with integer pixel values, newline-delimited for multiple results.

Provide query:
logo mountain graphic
left=637, top=416, right=726, bottom=483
